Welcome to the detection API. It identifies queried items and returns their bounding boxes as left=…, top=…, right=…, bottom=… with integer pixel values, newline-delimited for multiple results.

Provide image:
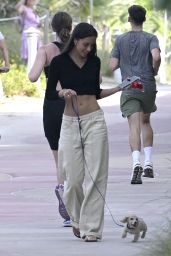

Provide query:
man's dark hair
left=128, top=5, right=146, bottom=25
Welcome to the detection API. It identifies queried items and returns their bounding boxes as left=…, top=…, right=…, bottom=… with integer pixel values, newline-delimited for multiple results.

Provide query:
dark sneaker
left=55, top=185, right=70, bottom=220
left=131, top=165, right=143, bottom=184
left=63, top=219, right=72, bottom=227
left=143, top=165, right=154, bottom=178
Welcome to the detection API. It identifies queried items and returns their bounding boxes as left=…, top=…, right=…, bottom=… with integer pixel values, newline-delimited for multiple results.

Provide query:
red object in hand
left=131, top=81, right=143, bottom=89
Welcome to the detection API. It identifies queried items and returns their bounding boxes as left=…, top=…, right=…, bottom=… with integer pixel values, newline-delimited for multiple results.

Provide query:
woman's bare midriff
left=64, top=95, right=100, bottom=116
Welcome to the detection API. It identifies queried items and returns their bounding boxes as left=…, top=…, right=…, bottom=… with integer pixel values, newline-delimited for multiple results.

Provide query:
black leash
left=71, top=96, right=124, bottom=228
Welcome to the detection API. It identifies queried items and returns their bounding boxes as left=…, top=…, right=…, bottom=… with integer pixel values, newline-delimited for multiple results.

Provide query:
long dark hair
left=62, top=22, right=98, bottom=57
left=51, top=12, right=72, bottom=44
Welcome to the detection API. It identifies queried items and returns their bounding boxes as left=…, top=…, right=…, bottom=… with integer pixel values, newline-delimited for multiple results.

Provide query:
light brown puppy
left=120, top=214, right=147, bottom=242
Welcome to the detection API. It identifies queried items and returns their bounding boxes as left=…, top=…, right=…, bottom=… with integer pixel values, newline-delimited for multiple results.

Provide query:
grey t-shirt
left=111, top=31, right=160, bottom=91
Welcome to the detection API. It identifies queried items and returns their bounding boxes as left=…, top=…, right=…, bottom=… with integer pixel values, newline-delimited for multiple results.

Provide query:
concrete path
left=0, top=82, right=171, bottom=256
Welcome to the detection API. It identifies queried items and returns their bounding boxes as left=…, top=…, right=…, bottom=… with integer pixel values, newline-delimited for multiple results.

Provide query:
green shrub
left=1, top=64, right=45, bottom=97
left=0, top=21, right=21, bottom=65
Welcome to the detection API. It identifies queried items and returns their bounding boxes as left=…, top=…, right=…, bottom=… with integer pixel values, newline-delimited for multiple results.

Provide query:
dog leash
left=71, top=96, right=124, bottom=228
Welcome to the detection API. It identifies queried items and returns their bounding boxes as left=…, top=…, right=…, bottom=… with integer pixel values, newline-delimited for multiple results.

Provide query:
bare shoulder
left=46, top=42, right=60, bottom=52
left=36, top=45, right=46, bottom=53
left=44, top=42, right=60, bottom=65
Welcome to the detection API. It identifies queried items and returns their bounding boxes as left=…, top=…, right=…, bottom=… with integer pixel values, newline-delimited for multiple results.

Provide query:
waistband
left=63, top=109, right=103, bottom=122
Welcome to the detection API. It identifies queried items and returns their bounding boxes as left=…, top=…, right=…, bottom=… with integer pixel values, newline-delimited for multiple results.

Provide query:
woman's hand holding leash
left=59, top=89, right=77, bottom=99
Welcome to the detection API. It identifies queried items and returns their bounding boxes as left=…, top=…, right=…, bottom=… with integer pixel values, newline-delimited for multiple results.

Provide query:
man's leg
left=128, top=112, right=143, bottom=184
left=140, top=112, right=154, bottom=178
left=128, top=112, right=141, bottom=153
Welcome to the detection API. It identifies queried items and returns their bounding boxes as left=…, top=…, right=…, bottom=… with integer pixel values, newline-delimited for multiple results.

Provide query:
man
left=0, top=31, right=10, bottom=140
left=110, top=5, right=161, bottom=184
left=0, top=31, right=10, bottom=104
left=0, top=31, right=10, bottom=73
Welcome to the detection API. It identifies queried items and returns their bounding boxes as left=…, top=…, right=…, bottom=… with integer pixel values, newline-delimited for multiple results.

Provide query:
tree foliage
left=1, top=0, right=170, bottom=45
left=154, top=0, right=171, bottom=12
left=0, top=0, right=17, bottom=17
left=0, top=0, right=168, bottom=33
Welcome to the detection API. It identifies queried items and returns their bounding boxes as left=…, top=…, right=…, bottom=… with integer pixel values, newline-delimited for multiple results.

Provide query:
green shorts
left=120, top=91, right=157, bottom=118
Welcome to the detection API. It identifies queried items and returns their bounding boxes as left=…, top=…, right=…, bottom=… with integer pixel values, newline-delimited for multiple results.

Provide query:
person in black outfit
left=28, top=11, right=72, bottom=227
left=46, top=22, right=125, bottom=242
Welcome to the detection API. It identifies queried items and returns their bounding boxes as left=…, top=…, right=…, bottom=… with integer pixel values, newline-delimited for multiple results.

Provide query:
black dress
left=43, top=42, right=65, bottom=150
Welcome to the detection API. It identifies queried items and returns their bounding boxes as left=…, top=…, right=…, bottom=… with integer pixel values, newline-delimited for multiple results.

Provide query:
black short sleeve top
left=45, top=52, right=102, bottom=100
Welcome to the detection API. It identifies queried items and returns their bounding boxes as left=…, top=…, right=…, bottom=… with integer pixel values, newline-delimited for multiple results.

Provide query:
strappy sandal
left=72, top=227, right=81, bottom=238
left=84, top=235, right=98, bottom=242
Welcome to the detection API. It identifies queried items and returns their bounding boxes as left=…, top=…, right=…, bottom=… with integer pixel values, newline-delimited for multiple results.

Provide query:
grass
left=141, top=222, right=171, bottom=256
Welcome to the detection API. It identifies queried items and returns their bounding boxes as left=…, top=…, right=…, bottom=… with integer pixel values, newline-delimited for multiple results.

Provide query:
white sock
left=132, top=150, right=141, bottom=167
left=144, top=146, right=153, bottom=167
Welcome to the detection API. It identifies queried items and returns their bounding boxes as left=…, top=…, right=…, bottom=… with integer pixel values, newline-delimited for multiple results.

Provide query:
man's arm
left=151, top=48, right=161, bottom=76
left=109, top=57, right=119, bottom=72
left=0, top=37, right=10, bottom=72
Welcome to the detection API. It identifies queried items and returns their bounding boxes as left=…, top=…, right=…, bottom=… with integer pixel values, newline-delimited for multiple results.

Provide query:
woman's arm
left=100, top=76, right=142, bottom=98
left=28, top=46, right=47, bottom=82
left=100, top=86, right=120, bottom=99
left=15, top=0, right=25, bottom=13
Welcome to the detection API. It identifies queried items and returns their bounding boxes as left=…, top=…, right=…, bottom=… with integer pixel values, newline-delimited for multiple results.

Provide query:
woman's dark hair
left=128, top=5, right=146, bottom=25
left=62, top=22, right=98, bottom=57
left=51, top=12, right=72, bottom=44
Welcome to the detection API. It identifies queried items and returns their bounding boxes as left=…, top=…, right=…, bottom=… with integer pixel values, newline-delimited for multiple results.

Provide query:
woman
left=16, top=0, right=40, bottom=63
left=46, top=22, right=122, bottom=242
left=28, top=12, right=72, bottom=227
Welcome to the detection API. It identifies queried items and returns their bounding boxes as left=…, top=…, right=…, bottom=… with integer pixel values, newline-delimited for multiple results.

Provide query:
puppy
left=120, top=214, right=147, bottom=242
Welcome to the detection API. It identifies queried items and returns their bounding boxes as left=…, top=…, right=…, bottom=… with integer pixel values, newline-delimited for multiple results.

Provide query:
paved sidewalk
left=0, top=83, right=171, bottom=256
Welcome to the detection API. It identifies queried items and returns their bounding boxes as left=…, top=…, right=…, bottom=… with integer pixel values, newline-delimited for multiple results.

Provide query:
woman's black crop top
left=44, top=42, right=63, bottom=78
left=45, top=53, right=102, bottom=100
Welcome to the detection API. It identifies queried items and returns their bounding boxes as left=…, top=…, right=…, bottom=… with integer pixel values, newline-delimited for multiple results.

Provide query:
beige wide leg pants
left=58, top=109, right=109, bottom=239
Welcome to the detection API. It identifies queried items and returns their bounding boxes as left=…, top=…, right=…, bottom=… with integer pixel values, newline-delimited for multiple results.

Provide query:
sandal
left=84, top=235, right=98, bottom=242
left=72, top=227, right=81, bottom=238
